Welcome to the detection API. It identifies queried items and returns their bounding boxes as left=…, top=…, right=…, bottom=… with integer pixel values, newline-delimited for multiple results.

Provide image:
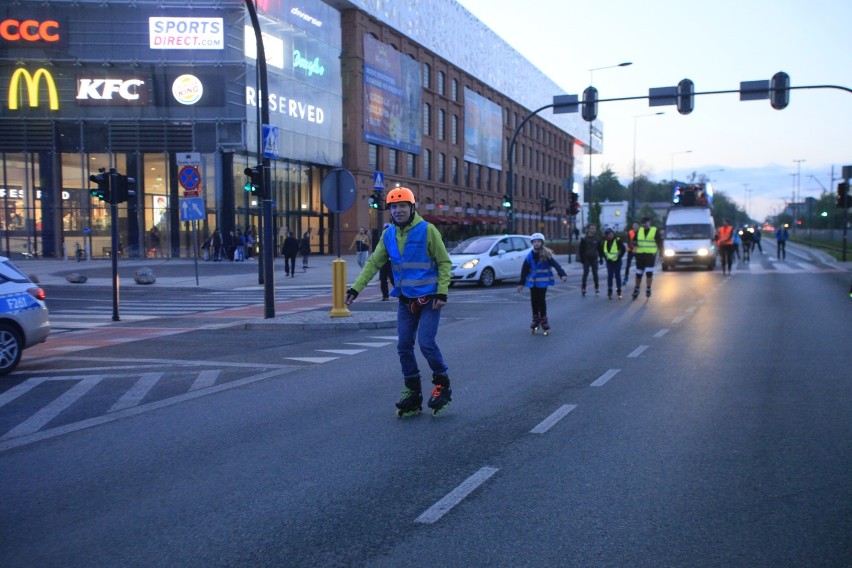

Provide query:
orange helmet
left=386, top=186, right=415, bottom=206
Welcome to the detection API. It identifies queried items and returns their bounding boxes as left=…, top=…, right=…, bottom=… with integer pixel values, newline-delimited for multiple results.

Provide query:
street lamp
left=670, top=149, right=693, bottom=185
left=793, top=158, right=806, bottom=231
left=631, top=111, right=664, bottom=221
left=586, top=61, right=632, bottom=211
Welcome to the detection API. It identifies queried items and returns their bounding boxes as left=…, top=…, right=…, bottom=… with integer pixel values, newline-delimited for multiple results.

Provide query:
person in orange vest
left=715, top=218, right=736, bottom=275
left=622, top=221, right=638, bottom=286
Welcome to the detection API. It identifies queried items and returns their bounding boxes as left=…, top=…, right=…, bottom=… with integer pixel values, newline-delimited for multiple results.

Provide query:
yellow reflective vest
left=635, top=227, right=658, bottom=254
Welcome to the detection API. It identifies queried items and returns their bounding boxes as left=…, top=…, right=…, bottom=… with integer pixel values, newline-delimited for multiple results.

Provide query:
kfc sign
left=149, top=17, right=223, bottom=49
left=76, top=77, right=148, bottom=106
left=0, top=18, right=61, bottom=43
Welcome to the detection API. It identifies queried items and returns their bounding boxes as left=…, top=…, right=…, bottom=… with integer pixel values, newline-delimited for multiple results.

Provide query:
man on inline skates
left=345, top=187, right=453, bottom=417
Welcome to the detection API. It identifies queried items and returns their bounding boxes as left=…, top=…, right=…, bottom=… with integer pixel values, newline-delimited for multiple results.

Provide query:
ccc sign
left=0, top=19, right=60, bottom=42
left=7, top=68, right=59, bottom=110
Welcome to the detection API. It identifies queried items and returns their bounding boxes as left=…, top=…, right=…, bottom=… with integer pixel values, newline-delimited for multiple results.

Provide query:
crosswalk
left=0, top=336, right=398, bottom=452
left=48, top=286, right=332, bottom=333
left=725, top=257, right=842, bottom=275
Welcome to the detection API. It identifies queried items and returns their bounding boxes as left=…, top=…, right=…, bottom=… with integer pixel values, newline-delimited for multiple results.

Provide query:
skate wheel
left=396, top=407, right=422, bottom=419
left=430, top=405, right=449, bottom=417
left=543, top=330, right=549, bottom=336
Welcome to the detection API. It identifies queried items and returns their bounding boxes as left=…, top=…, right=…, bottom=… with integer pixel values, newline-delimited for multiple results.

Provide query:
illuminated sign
left=76, top=77, right=148, bottom=105
left=172, top=74, right=203, bottom=105
left=293, top=50, right=325, bottom=77
left=246, top=86, right=325, bottom=124
left=244, top=26, right=284, bottom=70
left=290, top=7, right=323, bottom=28
left=0, top=18, right=60, bottom=42
left=149, top=17, right=223, bottom=49
left=7, top=67, right=59, bottom=110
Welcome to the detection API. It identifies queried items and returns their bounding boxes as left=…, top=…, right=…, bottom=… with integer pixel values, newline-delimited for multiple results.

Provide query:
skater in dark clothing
left=281, top=231, right=299, bottom=277
left=599, top=227, right=626, bottom=299
left=578, top=224, right=601, bottom=296
left=345, top=187, right=453, bottom=417
left=775, top=224, right=789, bottom=260
left=622, top=222, right=638, bottom=286
left=378, top=223, right=395, bottom=300
left=517, top=232, right=567, bottom=335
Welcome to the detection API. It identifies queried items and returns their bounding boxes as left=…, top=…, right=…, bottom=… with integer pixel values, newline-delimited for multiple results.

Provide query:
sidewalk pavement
left=14, top=254, right=400, bottom=330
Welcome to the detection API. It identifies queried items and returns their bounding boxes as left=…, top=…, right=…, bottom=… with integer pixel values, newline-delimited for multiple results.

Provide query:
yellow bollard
left=329, top=258, right=351, bottom=317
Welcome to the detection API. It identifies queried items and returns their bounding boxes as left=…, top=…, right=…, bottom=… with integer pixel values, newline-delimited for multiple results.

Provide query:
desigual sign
left=0, top=19, right=60, bottom=43
left=76, top=77, right=148, bottom=105
left=7, top=67, right=59, bottom=110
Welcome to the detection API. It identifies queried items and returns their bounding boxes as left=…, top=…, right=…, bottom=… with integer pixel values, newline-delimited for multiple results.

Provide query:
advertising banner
left=463, top=87, right=502, bottom=170
left=363, top=34, right=421, bottom=154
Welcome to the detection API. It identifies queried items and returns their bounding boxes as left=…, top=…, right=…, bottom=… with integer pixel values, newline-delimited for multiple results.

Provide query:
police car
left=0, top=256, right=50, bottom=375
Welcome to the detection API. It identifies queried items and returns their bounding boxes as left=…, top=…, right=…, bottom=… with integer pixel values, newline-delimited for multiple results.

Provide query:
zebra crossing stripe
left=2, top=377, right=104, bottom=439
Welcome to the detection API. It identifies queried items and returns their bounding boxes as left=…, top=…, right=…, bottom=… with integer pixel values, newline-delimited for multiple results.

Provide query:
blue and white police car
left=0, top=256, right=50, bottom=375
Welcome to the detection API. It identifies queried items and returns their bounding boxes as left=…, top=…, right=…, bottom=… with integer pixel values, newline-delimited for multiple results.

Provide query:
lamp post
left=793, top=158, right=806, bottom=231
left=670, top=149, right=693, bottom=185
left=586, top=62, right=632, bottom=213
left=631, top=111, right=664, bottom=221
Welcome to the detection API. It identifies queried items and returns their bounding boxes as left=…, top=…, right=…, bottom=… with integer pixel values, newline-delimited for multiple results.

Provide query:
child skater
left=517, top=232, right=567, bottom=335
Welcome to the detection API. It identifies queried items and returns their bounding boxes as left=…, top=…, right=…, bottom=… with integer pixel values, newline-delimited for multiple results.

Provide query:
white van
left=661, top=207, right=717, bottom=271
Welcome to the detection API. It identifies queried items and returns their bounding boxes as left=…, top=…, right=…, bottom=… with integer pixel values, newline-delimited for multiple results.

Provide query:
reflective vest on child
left=384, top=222, right=438, bottom=298
left=525, top=252, right=555, bottom=288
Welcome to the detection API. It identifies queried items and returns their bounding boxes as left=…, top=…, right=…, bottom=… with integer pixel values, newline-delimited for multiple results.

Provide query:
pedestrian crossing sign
left=373, top=171, right=384, bottom=190
left=263, top=124, right=280, bottom=159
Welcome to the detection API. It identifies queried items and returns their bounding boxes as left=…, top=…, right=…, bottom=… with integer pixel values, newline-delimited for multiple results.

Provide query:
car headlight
left=697, top=248, right=709, bottom=256
left=461, top=258, right=480, bottom=269
left=663, top=249, right=675, bottom=257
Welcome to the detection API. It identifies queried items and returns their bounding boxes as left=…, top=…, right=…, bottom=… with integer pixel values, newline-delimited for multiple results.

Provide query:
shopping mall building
left=0, top=0, right=591, bottom=259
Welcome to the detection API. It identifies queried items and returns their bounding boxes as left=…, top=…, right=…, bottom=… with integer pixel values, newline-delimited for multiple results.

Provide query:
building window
left=452, top=157, right=459, bottom=185
left=389, top=149, right=398, bottom=174
left=424, top=149, right=432, bottom=180
left=368, top=144, right=379, bottom=170
left=451, top=115, right=458, bottom=145
left=438, top=71, right=445, bottom=96
left=451, top=78, right=458, bottom=101
left=438, top=109, right=446, bottom=141
left=438, top=153, right=446, bottom=183
left=407, top=153, right=416, bottom=177
left=476, top=165, right=482, bottom=189
left=423, top=103, right=432, bottom=136
left=422, top=62, right=431, bottom=90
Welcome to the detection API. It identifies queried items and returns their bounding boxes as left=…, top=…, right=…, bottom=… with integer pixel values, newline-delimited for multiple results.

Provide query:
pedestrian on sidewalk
left=345, top=187, right=453, bottom=417
left=299, top=230, right=312, bottom=270
left=579, top=224, right=601, bottom=296
left=281, top=231, right=299, bottom=277
left=349, top=227, right=371, bottom=268
left=517, top=232, right=566, bottom=335
left=600, top=227, right=626, bottom=299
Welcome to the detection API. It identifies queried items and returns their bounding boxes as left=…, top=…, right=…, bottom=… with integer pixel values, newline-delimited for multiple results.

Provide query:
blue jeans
left=605, top=259, right=623, bottom=291
left=396, top=299, right=448, bottom=380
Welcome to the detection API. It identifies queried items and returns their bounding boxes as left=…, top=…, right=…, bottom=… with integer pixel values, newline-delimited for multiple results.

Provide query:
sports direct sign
left=149, top=17, right=223, bottom=49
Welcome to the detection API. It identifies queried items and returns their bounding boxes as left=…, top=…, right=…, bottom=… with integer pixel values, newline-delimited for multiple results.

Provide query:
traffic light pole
left=507, top=103, right=554, bottom=234
left=109, top=178, right=120, bottom=321
left=245, top=0, right=275, bottom=318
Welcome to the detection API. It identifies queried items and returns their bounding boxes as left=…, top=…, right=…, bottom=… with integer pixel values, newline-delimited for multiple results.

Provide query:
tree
left=590, top=166, right=628, bottom=203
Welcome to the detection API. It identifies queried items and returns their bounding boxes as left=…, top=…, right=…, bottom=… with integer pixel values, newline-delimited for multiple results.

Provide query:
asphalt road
left=1, top=247, right=850, bottom=567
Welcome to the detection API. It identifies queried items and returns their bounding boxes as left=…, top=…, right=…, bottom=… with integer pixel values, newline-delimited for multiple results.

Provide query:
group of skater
left=519, top=217, right=662, bottom=335
left=342, top=185, right=670, bottom=418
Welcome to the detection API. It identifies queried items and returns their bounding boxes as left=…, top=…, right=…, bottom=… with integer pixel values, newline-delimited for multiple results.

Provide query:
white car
left=449, top=235, right=533, bottom=287
left=0, top=257, right=50, bottom=375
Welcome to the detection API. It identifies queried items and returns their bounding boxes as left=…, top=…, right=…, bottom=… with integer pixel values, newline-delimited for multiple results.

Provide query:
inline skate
left=395, top=377, right=423, bottom=418
left=427, top=374, right=452, bottom=416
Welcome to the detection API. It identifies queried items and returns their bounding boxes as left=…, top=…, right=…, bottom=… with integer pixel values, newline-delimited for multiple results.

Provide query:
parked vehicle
left=0, top=257, right=50, bottom=375
left=449, top=235, right=533, bottom=287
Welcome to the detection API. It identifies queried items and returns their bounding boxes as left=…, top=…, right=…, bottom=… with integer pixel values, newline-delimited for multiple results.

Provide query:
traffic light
left=89, top=168, right=111, bottom=203
left=677, top=79, right=694, bottom=115
left=568, top=191, right=580, bottom=216
left=837, top=181, right=850, bottom=208
left=369, top=190, right=384, bottom=210
left=581, top=86, right=598, bottom=122
left=770, top=71, right=790, bottom=110
left=501, top=194, right=512, bottom=209
left=542, top=197, right=555, bottom=212
left=112, top=174, right=137, bottom=204
left=244, top=166, right=261, bottom=193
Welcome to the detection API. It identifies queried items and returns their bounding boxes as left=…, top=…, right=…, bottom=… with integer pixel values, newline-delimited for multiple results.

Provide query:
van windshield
left=665, top=224, right=714, bottom=239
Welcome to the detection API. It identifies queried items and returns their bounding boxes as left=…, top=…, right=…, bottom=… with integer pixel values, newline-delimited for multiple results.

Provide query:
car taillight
left=26, top=287, right=46, bottom=301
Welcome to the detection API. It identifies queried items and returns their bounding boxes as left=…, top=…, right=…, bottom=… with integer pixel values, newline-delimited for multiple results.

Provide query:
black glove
left=435, top=294, right=447, bottom=303
left=345, top=288, right=359, bottom=304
